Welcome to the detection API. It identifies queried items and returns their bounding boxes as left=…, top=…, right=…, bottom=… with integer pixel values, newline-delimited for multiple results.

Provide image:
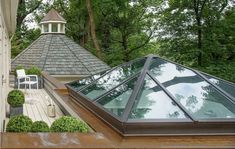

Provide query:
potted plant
left=6, top=115, right=33, bottom=132
left=7, top=90, right=25, bottom=117
left=50, top=116, right=89, bottom=132
left=31, top=121, right=50, bottom=132
left=27, top=66, right=43, bottom=89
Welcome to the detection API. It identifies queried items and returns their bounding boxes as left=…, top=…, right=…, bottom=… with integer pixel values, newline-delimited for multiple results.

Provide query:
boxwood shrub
left=27, top=66, right=41, bottom=76
left=50, top=116, right=89, bottom=133
left=7, top=90, right=25, bottom=107
left=31, top=121, right=50, bottom=132
left=6, top=115, right=33, bottom=132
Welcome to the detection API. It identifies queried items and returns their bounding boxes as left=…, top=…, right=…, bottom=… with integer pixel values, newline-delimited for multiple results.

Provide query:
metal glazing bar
left=147, top=71, right=196, bottom=122
left=93, top=72, right=140, bottom=102
left=193, top=70, right=235, bottom=104
left=154, top=55, right=235, bottom=105
left=78, top=57, right=146, bottom=92
left=121, top=56, right=153, bottom=122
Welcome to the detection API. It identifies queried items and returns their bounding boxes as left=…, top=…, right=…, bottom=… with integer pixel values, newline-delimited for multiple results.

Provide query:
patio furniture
left=16, top=69, right=39, bottom=89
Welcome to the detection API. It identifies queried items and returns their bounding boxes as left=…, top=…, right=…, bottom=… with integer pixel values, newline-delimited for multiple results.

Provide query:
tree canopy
left=11, top=0, right=235, bottom=83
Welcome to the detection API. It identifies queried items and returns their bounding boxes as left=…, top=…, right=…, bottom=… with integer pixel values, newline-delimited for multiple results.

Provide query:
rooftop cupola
left=39, top=8, right=66, bottom=34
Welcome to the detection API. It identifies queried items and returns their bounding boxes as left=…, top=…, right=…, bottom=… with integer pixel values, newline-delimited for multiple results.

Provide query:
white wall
left=0, top=0, right=18, bottom=132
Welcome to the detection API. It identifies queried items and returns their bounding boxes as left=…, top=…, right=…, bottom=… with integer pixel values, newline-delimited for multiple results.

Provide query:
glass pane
left=52, top=23, right=58, bottom=32
left=97, top=76, right=138, bottom=117
left=204, top=74, right=235, bottom=98
left=81, top=58, right=146, bottom=100
left=43, top=24, right=48, bottom=32
left=149, top=58, right=235, bottom=119
left=60, top=24, right=64, bottom=32
left=68, top=70, right=108, bottom=91
left=129, top=75, right=186, bottom=119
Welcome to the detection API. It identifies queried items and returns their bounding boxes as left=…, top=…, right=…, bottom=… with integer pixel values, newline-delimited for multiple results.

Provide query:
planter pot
left=10, top=106, right=23, bottom=117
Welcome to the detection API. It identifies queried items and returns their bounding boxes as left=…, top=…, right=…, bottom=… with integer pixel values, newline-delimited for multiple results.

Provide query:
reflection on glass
left=68, top=70, right=108, bottom=91
left=129, top=75, right=186, bottom=119
left=204, top=74, right=235, bottom=98
left=97, top=76, right=138, bottom=117
left=149, top=58, right=235, bottom=119
left=81, top=58, right=146, bottom=100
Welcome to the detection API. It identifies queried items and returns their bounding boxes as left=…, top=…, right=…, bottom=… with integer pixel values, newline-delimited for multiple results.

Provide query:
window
left=43, top=24, right=48, bottom=32
left=81, top=58, right=146, bottom=100
left=60, top=24, right=64, bottom=33
left=149, top=58, right=235, bottom=119
left=52, top=23, right=58, bottom=32
left=66, top=55, right=235, bottom=135
left=129, top=75, right=187, bottom=119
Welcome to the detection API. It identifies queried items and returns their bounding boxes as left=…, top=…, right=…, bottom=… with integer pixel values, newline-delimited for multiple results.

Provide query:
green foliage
left=6, top=115, right=33, bottom=132
left=14, top=66, right=42, bottom=76
left=7, top=90, right=25, bottom=107
left=31, top=121, right=50, bottom=132
left=11, top=28, right=41, bottom=58
left=11, top=0, right=235, bottom=83
left=155, top=0, right=235, bottom=83
left=50, top=116, right=89, bottom=133
left=77, top=120, right=89, bottom=133
left=27, top=66, right=42, bottom=76
left=196, top=61, right=235, bottom=83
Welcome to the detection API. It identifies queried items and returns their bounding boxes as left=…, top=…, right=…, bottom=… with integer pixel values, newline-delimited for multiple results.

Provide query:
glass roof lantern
left=66, top=55, right=235, bottom=136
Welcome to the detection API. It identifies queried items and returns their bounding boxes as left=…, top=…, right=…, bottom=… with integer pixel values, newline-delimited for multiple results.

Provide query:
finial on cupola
left=39, top=8, right=66, bottom=34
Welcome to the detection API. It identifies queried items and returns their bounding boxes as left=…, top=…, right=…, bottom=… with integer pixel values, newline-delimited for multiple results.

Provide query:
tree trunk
left=122, top=34, right=129, bottom=62
left=193, top=0, right=203, bottom=66
left=86, top=0, right=101, bottom=58
left=17, top=0, right=26, bottom=29
left=197, top=18, right=202, bottom=66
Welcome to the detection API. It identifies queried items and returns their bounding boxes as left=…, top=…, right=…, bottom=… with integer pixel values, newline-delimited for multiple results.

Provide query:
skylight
left=66, top=55, right=235, bottom=136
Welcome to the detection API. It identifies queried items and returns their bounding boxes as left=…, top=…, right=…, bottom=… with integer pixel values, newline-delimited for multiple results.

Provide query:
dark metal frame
left=77, top=57, right=146, bottom=92
left=65, top=55, right=235, bottom=136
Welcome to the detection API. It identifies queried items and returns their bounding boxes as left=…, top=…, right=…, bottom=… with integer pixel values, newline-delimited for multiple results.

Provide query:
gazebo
left=11, top=8, right=110, bottom=82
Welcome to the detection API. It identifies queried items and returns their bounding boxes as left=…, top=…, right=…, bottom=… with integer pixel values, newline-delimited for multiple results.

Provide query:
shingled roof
left=40, top=8, right=66, bottom=23
left=11, top=34, right=110, bottom=76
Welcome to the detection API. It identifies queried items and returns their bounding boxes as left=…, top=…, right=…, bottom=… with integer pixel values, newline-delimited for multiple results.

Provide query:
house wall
left=0, top=0, right=18, bottom=131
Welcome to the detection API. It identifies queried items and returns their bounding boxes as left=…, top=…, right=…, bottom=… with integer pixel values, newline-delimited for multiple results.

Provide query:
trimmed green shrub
left=14, top=65, right=24, bottom=76
left=7, top=90, right=25, bottom=107
left=27, top=66, right=41, bottom=76
left=6, top=115, right=33, bottom=132
left=50, top=116, right=89, bottom=133
left=77, top=121, right=89, bottom=133
left=31, top=121, right=50, bottom=132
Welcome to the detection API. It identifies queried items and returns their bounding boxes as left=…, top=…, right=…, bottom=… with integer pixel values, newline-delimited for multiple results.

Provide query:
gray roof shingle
left=40, top=8, right=66, bottom=23
left=11, top=34, right=110, bottom=76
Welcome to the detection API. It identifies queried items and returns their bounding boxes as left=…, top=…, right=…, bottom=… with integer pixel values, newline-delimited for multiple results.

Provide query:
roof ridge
left=41, top=34, right=53, bottom=70
left=40, top=8, right=66, bottom=23
left=57, top=35, right=91, bottom=74
left=62, top=35, right=110, bottom=70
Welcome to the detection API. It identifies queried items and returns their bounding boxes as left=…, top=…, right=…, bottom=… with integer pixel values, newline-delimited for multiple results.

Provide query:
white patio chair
left=16, top=69, right=39, bottom=89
